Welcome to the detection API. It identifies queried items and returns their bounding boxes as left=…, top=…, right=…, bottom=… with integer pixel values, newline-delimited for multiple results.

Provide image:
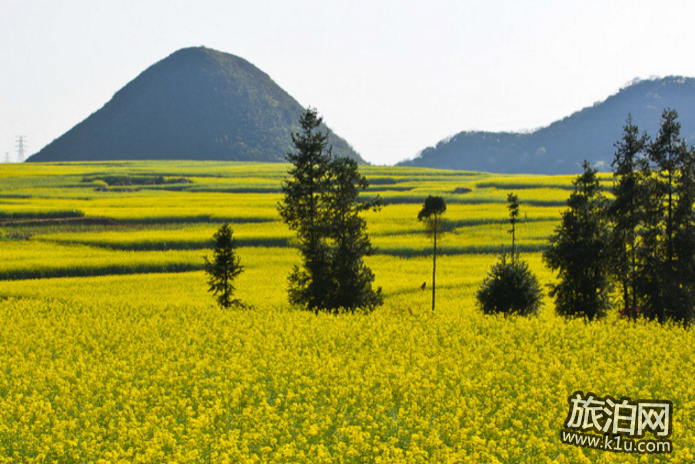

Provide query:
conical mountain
left=27, top=47, right=362, bottom=163
left=400, top=76, right=695, bottom=174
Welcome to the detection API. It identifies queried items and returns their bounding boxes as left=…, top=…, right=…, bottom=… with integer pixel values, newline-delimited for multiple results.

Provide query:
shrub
left=476, top=254, right=543, bottom=316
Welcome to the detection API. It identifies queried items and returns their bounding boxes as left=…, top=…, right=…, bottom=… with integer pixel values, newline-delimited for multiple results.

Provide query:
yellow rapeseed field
left=0, top=161, right=693, bottom=463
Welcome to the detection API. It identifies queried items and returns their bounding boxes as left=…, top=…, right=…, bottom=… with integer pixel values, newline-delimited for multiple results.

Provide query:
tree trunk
left=432, top=215, right=437, bottom=312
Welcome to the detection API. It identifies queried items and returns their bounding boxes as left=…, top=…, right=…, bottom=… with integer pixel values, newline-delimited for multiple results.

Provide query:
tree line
left=544, top=109, right=695, bottom=324
left=204, top=108, right=695, bottom=326
left=476, top=108, right=695, bottom=325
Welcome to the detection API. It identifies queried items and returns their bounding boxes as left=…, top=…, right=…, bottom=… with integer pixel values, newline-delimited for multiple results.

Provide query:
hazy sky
left=3, top=0, right=695, bottom=165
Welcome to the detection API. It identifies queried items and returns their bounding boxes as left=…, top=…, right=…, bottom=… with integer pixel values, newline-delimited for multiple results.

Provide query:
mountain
left=399, top=77, right=695, bottom=174
left=27, top=47, right=363, bottom=163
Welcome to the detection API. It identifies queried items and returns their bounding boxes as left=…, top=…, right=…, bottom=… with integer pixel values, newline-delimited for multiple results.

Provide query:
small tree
left=543, top=161, right=612, bottom=320
left=477, top=193, right=542, bottom=316
left=204, top=223, right=244, bottom=309
left=477, top=254, right=542, bottom=316
left=418, top=196, right=447, bottom=312
left=507, top=193, right=520, bottom=262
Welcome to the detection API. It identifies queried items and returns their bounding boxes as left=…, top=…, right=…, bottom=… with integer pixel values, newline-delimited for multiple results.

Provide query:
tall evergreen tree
left=644, top=109, right=695, bottom=322
left=667, top=124, right=695, bottom=323
left=418, top=196, right=447, bottom=312
left=278, top=108, right=333, bottom=310
left=671, top=144, right=695, bottom=323
left=634, top=157, right=663, bottom=320
left=324, top=157, right=383, bottom=311
left=648, top=109, right=682, bottom=272
left=609, top=115, right=648, bottom=315
left=543, top=161, right=612, bottom=320
left=279, top=108, right=382, bottom=312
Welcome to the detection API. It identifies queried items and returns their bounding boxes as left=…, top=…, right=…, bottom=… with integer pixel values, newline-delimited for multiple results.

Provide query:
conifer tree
left=643, top=109, right=695, bottom=322
left=634, top=157, right=663, bottom=320
left=278, top=108, right=333, bottom=310
left=204, top=223, right=244, bottom=309
left=609, top=115, right=648, bottom=315
left=543, top=161, right=611, bottom=320
left=648, top=109, right=681, bottom=273
left=324, top=157, right=383, bottom=311
left=279, top=108, right=382, bottom=312
left=671, top=143, right=695, bottom=323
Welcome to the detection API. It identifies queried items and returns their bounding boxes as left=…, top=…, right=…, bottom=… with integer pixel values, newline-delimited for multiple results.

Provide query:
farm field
left=0, top=161, right=693, bottom=463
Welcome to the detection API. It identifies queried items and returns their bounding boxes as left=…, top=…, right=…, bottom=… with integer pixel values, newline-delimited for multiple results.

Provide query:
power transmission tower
left=15, top=136, right=27, bottom=162
left=4, top=152, right=9, bottom=163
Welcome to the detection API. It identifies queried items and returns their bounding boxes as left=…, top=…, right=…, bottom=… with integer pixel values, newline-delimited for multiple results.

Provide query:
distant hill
left=399, top=77, right=695, bottom=174
left=27, top=47, right=363, bottom=163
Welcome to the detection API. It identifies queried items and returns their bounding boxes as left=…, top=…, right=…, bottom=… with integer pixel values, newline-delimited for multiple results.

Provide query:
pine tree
left=648, top=110, right=681, bottom=275
left=204, top=223, right=244, bottom=309
left=609, top=115, right=648, bottom=316
left=418, top=196, right=447, bottom=312
left=644, top=109, right=694, bottom=322
left=278, top=108, right=333, bottom=310
left=279, top=108, right=382, bottom=312
left=324, top=157, right=383, bottom=311
left=634, top=158, right=663, bottom=320
left=543, top=161, right=612, bottom=320
left=668, top=130, right=695, bottom=323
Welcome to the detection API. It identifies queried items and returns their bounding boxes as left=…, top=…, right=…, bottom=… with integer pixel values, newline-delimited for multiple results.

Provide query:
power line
left=15, top=136, right=27, bottom=163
